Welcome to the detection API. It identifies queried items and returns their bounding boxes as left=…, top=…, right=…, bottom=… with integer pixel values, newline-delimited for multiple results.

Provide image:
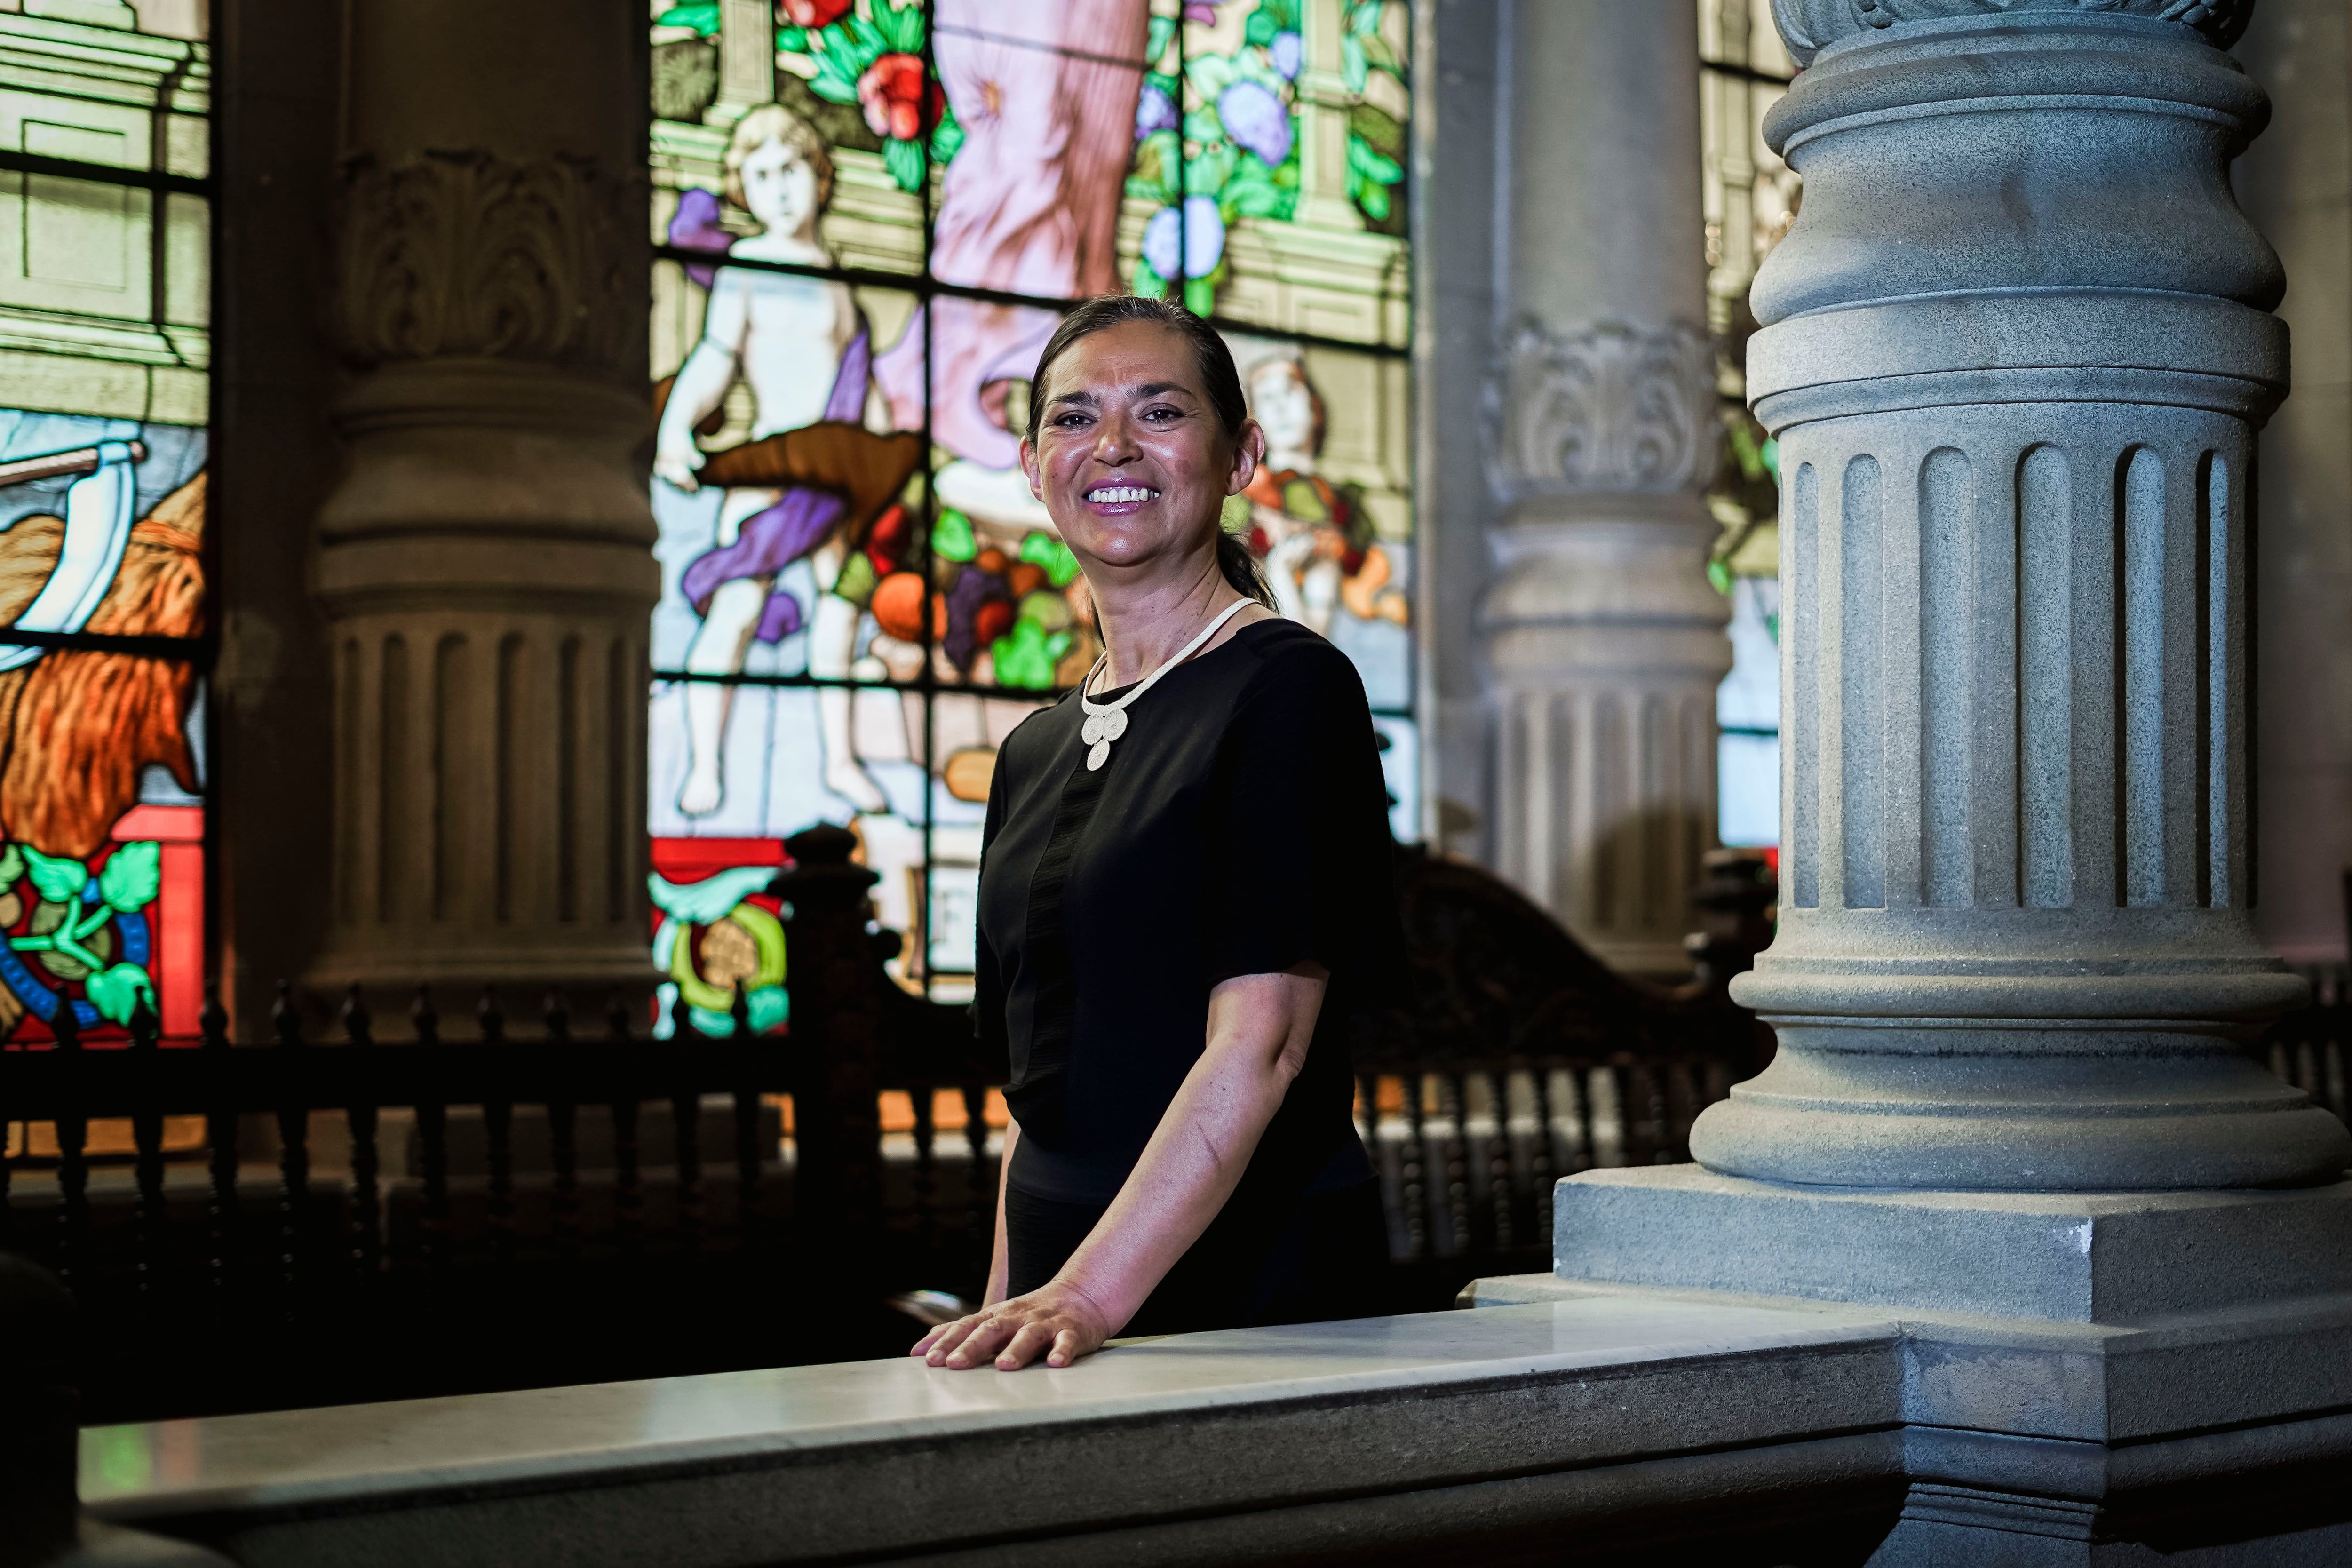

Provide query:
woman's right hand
left=910, top=1277, right=1115, bottom=1371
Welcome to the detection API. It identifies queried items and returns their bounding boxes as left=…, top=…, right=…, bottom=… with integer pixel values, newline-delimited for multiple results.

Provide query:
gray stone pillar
left=1480, top=0, right=1730, bottom=978
left=309, top=0, right=658, bottom=1013
left=1690, top=0, right=2352, bottom=1190
left=1500, top=10, right=2352, bottom=1556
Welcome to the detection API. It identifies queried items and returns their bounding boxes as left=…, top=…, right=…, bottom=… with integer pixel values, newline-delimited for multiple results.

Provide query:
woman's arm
left=912, top=963, right=1326, bottom=1371
left=983, top=1117, right=1019, bottom=1306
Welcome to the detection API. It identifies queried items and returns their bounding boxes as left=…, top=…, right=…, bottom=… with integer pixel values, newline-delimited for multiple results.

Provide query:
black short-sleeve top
left=975, top=617, right=1403, bottom=1207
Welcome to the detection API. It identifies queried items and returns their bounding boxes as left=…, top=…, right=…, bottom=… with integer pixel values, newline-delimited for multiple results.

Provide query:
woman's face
left=1020, top=321, right=1263, bottom=578
left=739, top=136, right=818, bottom=235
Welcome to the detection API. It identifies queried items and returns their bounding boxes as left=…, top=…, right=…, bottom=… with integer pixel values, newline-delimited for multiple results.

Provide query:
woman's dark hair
left=1025, top=295, right=1275, bottom=609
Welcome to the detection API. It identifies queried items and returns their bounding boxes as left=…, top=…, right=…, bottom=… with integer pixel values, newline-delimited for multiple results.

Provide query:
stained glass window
left=646, top=0, right=1415, bottom=1017
left=0, top=0, right=211, bottom=1044
left=1699, top=0, right=1794, bottom=851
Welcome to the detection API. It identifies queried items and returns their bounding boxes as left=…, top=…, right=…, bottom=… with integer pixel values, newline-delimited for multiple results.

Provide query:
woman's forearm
left=984, top=1118, right=1020, bottom=1306
left=1051, top=969, right=1325, bottom=1334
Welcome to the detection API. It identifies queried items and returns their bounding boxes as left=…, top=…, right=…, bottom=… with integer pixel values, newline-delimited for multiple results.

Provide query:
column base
left=1468, top=1165, right=2352, bottom=1564
left=1545, top=1164, right=2352, bottom=1321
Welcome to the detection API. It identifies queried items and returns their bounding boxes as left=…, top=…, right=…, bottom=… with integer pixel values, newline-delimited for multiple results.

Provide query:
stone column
left=309, top=0, right=658, bottom=1015
left=1501, top=8, right=2352, bottom=1556
left=1480, top=0, right=1730, bottom=978
left=1689, top=0, right=2351, bottom=1191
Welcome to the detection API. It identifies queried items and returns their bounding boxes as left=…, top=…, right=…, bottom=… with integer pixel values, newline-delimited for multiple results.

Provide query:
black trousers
left=1004, top=1177, right=1389, bottom=1338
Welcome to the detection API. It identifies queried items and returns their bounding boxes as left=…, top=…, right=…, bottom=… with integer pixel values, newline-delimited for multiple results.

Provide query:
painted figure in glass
left=655, top=104, right=923, bottom=818
left=1240, top=357, right=1407, bottom=636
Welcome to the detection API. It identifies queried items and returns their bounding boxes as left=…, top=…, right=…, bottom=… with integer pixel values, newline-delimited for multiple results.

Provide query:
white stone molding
left=1770, top=0, right=2252, bottom=65
left=1694, top=6, right=2350, bottom=1189
left=1483, top=318, right=1717, bottom=503
left=333, top=150, right=639, bottom=374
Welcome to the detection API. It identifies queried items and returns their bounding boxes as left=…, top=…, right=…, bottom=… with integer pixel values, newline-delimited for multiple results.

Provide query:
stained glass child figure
left=655, top=105, right=921, bottom=818
left=1242, top=358, right=1410, bottom=636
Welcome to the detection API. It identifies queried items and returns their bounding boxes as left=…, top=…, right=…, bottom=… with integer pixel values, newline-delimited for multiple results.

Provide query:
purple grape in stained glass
left=1217, top=79, right=1292, bottom=168
left=1136, top=82, right=1179, bottom=141
left=1143, top=196, right=1227, bottom=281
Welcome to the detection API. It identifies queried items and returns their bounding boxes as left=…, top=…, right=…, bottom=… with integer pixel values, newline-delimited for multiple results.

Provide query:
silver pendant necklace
left=1078, top=598, right=1253, bottom=771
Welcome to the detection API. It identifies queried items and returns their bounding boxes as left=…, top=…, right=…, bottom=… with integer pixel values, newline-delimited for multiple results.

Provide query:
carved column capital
left=332, top=149, right=643, bottom=374
left=1482, top=318, right=1717, bottom=506
left=313, top=145, right=655, bottom=1009
left=1770, top=0, right=2252, bottom=66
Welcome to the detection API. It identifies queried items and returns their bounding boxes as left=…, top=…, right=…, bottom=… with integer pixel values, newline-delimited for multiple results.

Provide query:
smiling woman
left=909, top=297, right=1402, bottom=1373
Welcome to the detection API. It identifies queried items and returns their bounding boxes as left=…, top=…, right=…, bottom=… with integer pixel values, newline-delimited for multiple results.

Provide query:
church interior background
left=7, top=0, right=2352, bottom=1562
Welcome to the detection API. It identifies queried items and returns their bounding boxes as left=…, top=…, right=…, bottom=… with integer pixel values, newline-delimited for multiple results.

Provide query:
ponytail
left=1217, top=522, right=1276, bottom=610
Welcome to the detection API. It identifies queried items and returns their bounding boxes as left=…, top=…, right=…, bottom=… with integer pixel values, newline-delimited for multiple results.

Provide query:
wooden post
left=777, top=825, right=886, bottom=1277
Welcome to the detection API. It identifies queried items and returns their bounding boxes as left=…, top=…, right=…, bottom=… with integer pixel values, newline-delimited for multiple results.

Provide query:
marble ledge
left=79, top=1297, right=1907, bottom=1568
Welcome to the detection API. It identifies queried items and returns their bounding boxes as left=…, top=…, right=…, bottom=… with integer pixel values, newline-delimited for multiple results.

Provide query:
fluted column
left=1695, top=0, right=2351, bottom=1189
left=309, top=0, right=658, bottom=1010
left=1480, top=0, right=1731, bottom=978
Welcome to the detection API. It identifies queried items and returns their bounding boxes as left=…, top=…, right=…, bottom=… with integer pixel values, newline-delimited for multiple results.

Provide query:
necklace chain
left=1077, top=598, right=1252, bottom=772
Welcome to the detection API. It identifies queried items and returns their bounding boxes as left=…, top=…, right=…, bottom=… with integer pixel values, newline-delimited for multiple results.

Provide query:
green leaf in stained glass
left=930, top=110, right=966, bottom=166
left=776, top=24, right=807, bottom=51
left=1349, top=102, right=1405, bottom=159
left=1185, top=53, right=1238, bottom=101
left=1264, top=0, right=1303, bottom=29
left=0, top=844, right=21, bottom=892
left=1146, top=13, right=1177, bottom=64
left=86, top=963, right=153, bottom=1027
left=1225, top=159, right=1285, bottom=217
left=1130, top=129, right=1182, bottom=205
left=874, top=0, right=925, bottom=53
left=1131, top=253, right=1170, bottom=298
left=1341, top=34, right=1368, bottom=93
left=1184, top=275, right=1217, bottom=315
left=1185, top=144, right=1235, bottom=199
left=21, top=848, right=87, bottom=904
left=1244, top=8, right=1278, bottom=46
left=1355, top=178, right=1390, bottom=221
left=654, top=2, right=720, bottom=38
left=648, top=865, right=777, bottom=924
left=809, top=64, right=861, bottom=105
left=1358, top=32, right=1400, bottom=75
left=934, top=509, right=978, bottom=562
left=1347, top=135, right=1404, bottom=185
left=98, top=841, right=160, bottom=915
left=1019, top=533, right=1083, bottom=587
left=1183, top=105, right=1227, bottom=150
left=990, top=619, right=1072, bottom=690
left=882, top=137, right=925, bottom=193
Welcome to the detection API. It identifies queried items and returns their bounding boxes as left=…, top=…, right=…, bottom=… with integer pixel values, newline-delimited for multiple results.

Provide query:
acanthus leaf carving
left=334, top=150, right=640, bottom=373
left=1482, top=318, right=1718, bottom=503
left=1771, top=0, right=2252, bottom=66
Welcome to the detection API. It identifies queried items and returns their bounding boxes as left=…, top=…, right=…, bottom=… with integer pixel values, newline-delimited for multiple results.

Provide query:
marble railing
left=70, top=1290, right=1915, bottom=1568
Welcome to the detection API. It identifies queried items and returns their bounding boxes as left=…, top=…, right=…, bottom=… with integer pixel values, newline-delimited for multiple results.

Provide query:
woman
left=912, top=296, right=1401, bottom=1374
